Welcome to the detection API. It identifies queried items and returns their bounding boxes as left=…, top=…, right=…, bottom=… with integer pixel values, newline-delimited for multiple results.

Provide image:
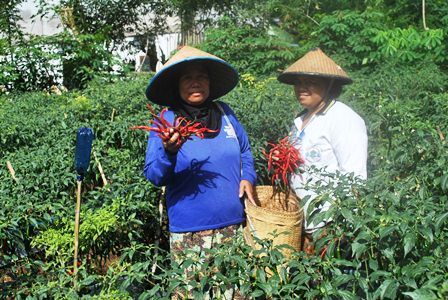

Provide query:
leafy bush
left=369, top=27, right=446, bottom=64
left=313, top=10, right=447, bottom=68
left=0, top=32, right=124, bottom=93
left=200, top=17, right=304, bottom=75
left=0, top=37, right=61, bottom=92
left=54, top=32, right=125, bottom=90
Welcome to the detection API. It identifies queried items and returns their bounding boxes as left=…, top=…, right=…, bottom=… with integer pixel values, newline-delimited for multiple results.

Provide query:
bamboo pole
left=73, top=179, right=82, bottom=282
left=93, top=151, right=108, bottom=187
left=6, top=161, right=18, bottom=182
left=151, top=187, right=165, bottom=273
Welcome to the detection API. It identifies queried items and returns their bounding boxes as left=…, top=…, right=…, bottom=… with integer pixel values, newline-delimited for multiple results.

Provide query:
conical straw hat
left=278, top=48, right=352, bottom=85
left=146, top=46, right=239, bottom=106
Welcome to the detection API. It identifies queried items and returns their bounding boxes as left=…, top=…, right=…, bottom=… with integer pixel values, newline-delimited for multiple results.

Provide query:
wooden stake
left=73, top=179, right=82, bottom=282
left=111, top=108, right=116, bottom=122
left=93, top=151, right=108, bottom=187
left=151, top=187, right=165, bottom=273
left=6, top=161, right=18, bottom=182
left=436, top=126, right=445, bottom=141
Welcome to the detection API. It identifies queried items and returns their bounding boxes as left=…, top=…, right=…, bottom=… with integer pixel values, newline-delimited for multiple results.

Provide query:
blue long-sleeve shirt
left=144, top=101, right=256, bottom=233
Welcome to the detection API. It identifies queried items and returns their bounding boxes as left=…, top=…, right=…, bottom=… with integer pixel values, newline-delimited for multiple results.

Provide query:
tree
left=0, top=0, right=60, bottom=92
left=32, top=0, right=175, bottom=84
left=167, top=0, right=234, bottom=34
left=0, top=0, right=25, bottom=62
left=37, top=0, right=170, bottom=47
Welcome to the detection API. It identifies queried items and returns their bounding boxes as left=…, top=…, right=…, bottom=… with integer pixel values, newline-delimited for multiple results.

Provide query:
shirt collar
left=318, top=99, right=337, bottom=115
left=297, top=99, right=337, bottom=117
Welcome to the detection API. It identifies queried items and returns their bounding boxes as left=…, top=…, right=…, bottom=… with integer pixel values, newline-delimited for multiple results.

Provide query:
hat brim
left=277, top=72, right=353, bottom=85
left=146, top=57, right=239, bottom=107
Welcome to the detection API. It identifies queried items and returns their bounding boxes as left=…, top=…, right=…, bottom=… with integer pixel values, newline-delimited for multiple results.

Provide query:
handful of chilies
left=131, top=103, right=217, bottom=145
left=262, top=136, right=304, bottom=191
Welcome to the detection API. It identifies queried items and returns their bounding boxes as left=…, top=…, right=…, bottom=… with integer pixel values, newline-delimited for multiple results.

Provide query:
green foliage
left=0, top=1, right=62, bottom=92
left=0, top=32, right=123, bottom=92
left=200, top=17, right=303, bottom=75
left=379, top=0, right=448, bottom=29
left=167, top=0, right=237, bottom=33
left=0, top=73, right=160, bottom=296
left=312, top=9, right=447, bottom=68
left=207, top=1, right=448, bottom=73
left=2, top=62, right=448, bottom=298
left=344, top=61, right=447, bottom=103
left=311, top=9, right=385, bottom=66
left=32, top=200, right=120, bottom=265
left=0, top=36, right=61, bottom=92
left=38, top=0, right=169, bottom=44
left=2, top=0, right=448, bottom=296
left=370, top=27, right=446, bottom=63
left=0, top=0, right=25, bottom=44
left=53, top=32, right=124, bottom=90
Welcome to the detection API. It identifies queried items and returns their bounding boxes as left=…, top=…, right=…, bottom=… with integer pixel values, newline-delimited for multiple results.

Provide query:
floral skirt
left=169, top=224, right=245, bottom=300
left=170, top=224, right=240, bottom=259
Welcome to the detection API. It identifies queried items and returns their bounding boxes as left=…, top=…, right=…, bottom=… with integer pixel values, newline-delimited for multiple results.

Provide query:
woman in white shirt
left=277, top=48, right=368, bottom=254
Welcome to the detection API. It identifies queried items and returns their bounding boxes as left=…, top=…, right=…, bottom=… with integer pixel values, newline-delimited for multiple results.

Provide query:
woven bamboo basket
left=243, top=185, right=303, bottom=257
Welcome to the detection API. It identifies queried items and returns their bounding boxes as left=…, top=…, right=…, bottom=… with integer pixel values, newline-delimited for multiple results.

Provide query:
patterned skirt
left=169, top=223, right=245, bottom=299
left=170, top=224, right=240, bottom=259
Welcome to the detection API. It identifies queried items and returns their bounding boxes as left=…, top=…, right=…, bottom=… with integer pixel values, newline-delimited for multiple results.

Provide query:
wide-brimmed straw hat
left=145, top=46, right=239, bottom=106
left=278, top=48, right=352, bottom=85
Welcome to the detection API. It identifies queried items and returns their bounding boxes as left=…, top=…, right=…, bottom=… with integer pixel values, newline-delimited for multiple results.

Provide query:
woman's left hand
left=239, top=180, right=257, bottom=206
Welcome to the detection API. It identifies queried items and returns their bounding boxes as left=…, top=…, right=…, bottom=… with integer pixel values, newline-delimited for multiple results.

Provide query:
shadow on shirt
left=170, top=157, right=227, bottom=200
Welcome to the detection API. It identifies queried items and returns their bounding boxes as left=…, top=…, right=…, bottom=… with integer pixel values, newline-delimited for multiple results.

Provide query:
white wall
left=156, top=33, right=181, bottom=63
left=18, top=0, right=63, bottom=36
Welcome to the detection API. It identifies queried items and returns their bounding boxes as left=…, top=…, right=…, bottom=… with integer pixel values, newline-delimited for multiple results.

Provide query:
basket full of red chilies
left=243, top=136, right=305, bottom=257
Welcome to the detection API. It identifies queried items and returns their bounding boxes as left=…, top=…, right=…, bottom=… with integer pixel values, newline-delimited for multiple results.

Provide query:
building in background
left=18, top=0, right=63, bottom=36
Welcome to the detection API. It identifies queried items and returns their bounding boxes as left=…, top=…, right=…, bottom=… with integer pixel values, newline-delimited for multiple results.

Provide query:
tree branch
left=422, top=0, right=428, bottom=30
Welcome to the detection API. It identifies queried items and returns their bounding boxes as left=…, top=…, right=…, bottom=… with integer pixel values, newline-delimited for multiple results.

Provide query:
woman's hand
left=162, top=128, right=184, bottom=154
left=239, top=180, right=257, bottom=206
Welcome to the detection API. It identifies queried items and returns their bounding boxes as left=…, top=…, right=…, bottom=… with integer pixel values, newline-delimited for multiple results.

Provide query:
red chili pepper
left=131, top=103, right=218, bottom=144
left=263, top=136, right=304, bottom=190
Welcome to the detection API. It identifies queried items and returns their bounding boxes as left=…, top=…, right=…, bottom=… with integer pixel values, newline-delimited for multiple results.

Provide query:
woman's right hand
left=162, top=128, right=184, bottom=154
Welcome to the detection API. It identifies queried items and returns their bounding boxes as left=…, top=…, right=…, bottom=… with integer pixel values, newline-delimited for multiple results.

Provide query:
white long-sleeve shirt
left=290, top=100, right=368, bottom=232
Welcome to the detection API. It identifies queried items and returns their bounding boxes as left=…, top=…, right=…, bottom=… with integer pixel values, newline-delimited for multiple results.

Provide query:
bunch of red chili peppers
left=263, top=136, right=304, bottom=189
left=131, top=104, right=216, bottom=145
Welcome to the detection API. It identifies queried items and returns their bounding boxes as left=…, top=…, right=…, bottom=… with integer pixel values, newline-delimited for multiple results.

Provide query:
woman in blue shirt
left=144, top=46, right=256, bottom=268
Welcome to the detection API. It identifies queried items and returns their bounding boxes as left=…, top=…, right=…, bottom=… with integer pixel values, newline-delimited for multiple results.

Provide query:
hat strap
left=315, top=78, right=336, bottom=116
left=323, top=78, right=335, bottom=102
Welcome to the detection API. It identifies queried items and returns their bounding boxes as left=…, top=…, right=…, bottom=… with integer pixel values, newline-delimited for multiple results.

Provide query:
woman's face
left=178, top=66, right=210, bottom=105
left=293, top=76, right=328, bottom=111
